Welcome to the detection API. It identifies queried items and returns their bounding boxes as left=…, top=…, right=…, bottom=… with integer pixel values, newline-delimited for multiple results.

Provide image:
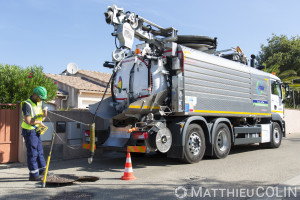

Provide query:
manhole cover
left=44, top=174, right=100, bottom=187
left=46, top=174, right=79, bottom=184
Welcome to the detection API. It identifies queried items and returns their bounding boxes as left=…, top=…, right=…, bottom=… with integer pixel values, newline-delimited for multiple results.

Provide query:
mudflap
left=167, top=118, right=185, bottom=159
left=95, top=130, right=110, bottom=145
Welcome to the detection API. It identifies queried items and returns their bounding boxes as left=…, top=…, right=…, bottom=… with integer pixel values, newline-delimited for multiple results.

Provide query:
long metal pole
left=42, top=132, right=56, bottom=188
left=88, top=123, right=95, bottom=164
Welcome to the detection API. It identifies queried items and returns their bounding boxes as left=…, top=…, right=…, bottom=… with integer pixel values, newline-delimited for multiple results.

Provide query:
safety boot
left=29, top=176, right=41, bottom=181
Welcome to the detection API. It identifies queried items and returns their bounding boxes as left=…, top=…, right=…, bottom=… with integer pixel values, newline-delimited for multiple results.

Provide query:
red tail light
left=85, top=130, right=90, bottom=137
left=143, top=132, right=148, bottom=139
left=132, top=132, right=148, bottom=139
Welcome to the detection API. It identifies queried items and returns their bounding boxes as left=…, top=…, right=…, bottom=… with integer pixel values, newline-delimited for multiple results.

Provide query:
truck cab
left=270, top=77, right=284, bottom=118
left=271, top=74, right=291, bottom=117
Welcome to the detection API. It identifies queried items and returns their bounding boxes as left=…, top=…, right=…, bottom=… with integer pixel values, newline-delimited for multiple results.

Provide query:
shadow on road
left=45, top=151, right=184, bottom=174
left=15, top=143, right=275, bottom=174
left=229, top=144, right=263, bottom=155
left=285, top=137, right=300, bottom=142
left=0, top=177, right=28, bottom=182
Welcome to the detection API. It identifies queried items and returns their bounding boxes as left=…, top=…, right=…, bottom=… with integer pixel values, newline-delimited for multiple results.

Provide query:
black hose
left=89, top=69, right=116, bottom=164
left=115, top=37, right=120, bottom=49
left=110, top=72, right=117, bottom=103
left=92, top=71, right=116, bottom=124
left=128, top=63, right=136, bottom=103
left=176, top=35, right=217, bottom=48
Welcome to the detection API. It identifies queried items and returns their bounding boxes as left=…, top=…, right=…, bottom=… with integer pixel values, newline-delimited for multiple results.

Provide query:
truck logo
left=253, top=99, right=268, bottom=107
left=115, top=76, right=122, bottom=93
left=256, top=81, right=264, bottom=95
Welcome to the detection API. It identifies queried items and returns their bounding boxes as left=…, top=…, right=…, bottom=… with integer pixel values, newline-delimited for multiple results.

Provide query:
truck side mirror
left=284, top=83, right=290, bottom=99
left=250, top=54, right=256, bottom=68
left=257, top=65, right=265, bottom=70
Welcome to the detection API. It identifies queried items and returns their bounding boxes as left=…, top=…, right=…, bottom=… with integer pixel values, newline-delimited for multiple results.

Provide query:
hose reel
left=148, top=122, right=172, bottom=153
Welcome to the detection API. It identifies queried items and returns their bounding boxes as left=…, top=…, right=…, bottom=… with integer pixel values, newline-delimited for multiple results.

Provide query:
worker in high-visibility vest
left=21, top=86, right=48, bottom=181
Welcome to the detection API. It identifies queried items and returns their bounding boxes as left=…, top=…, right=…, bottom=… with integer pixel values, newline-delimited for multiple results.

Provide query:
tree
left=258, top=34, right=300, bottom=90
left=258, top=34, right=300, bottom=108
left=258, top=34, right=300, bottom=73
left=0, top=64, right=57, bottom=103
left=258, top=34, right=300, bottom=87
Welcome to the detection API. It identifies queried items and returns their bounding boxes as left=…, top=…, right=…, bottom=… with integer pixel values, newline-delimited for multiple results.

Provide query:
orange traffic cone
left=121, top=152, right=136, bottom=180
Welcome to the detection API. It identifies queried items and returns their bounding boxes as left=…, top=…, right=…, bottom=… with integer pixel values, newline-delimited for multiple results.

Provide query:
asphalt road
left=0, top=133, right=300, bottom=200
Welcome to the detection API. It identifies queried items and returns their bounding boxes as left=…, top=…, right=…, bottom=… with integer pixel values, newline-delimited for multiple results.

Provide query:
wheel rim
left=155, top=128, right=172, bottom=153
left=217, top=129, right=228, bottom=152
left=273, top=127, right=280, bottom=144
left=188, top=132, right=201, bottom=155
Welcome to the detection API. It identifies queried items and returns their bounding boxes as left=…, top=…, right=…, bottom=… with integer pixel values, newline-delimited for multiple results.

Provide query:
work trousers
left=22, top=129, right=46, bottom=178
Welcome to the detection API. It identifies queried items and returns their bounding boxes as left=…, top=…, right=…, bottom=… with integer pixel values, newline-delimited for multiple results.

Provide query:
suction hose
left=88, top=67, right=117, bottom=164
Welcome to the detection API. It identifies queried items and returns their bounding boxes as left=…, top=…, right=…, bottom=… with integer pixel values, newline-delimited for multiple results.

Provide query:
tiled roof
left=77, top=70, right=111, bottom=83
left=45, top=73, right=110, bottom=93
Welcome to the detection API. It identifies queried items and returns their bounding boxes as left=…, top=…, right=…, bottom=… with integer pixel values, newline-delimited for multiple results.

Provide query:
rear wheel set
left=182, top=124, right=206, bottom=164
left=213, top=123, right=231, bottom=159
left=182, top=123, right=231, bottom=163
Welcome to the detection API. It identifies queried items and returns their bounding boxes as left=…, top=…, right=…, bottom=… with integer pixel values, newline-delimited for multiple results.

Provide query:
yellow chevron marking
left=82, top=143, right=96, bottom=150
left=127, top=146, right=146, bottom=153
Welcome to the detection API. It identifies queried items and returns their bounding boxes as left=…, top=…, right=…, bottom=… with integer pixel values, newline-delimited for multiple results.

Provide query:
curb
left=0, top=162, right=26, bottom=169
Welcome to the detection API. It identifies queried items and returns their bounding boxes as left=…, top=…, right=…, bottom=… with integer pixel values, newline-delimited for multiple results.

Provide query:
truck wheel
left=270, top=122, right=282, bottom=148
left=213, top=123, right=231, bottom=159
left=183, top=124, right=206, bottom=164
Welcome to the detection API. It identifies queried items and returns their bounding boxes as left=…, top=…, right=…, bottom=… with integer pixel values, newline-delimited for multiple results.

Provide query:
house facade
left=45, top=69, right=111, bottom=110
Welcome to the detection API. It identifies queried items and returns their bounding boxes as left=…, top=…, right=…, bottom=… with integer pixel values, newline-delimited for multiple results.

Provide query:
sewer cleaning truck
left=89, top=5, right=290, bottom=163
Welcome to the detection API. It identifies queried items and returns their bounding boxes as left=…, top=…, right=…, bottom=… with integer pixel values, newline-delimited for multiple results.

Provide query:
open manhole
left=77, top=176, right=99, bottom=182
left=44, top=174, right=99, bottom=186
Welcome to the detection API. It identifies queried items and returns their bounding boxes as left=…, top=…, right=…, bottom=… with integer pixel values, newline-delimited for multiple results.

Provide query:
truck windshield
left=271, top=81, right=282, bottom=99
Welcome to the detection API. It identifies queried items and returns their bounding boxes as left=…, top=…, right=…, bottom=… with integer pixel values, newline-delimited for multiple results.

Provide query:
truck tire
left=213, top=123, right=231, bottom=159
left=182, top=124, right=206, bottom=164
left=270, top=122, right=282, bottom=148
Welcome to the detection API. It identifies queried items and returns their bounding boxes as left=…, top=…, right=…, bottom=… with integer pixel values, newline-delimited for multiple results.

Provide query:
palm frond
left=281, top=76, right=300, bottom=84
left=279, top=70, right=297, bottom=79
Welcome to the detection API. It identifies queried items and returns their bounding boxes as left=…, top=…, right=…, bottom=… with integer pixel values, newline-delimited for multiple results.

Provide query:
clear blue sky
left=1, top=0, right=299, bottom=74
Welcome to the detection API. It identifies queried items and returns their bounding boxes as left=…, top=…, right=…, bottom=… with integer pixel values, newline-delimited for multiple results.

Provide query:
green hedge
left=0, top=64, right=57, bottom=103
